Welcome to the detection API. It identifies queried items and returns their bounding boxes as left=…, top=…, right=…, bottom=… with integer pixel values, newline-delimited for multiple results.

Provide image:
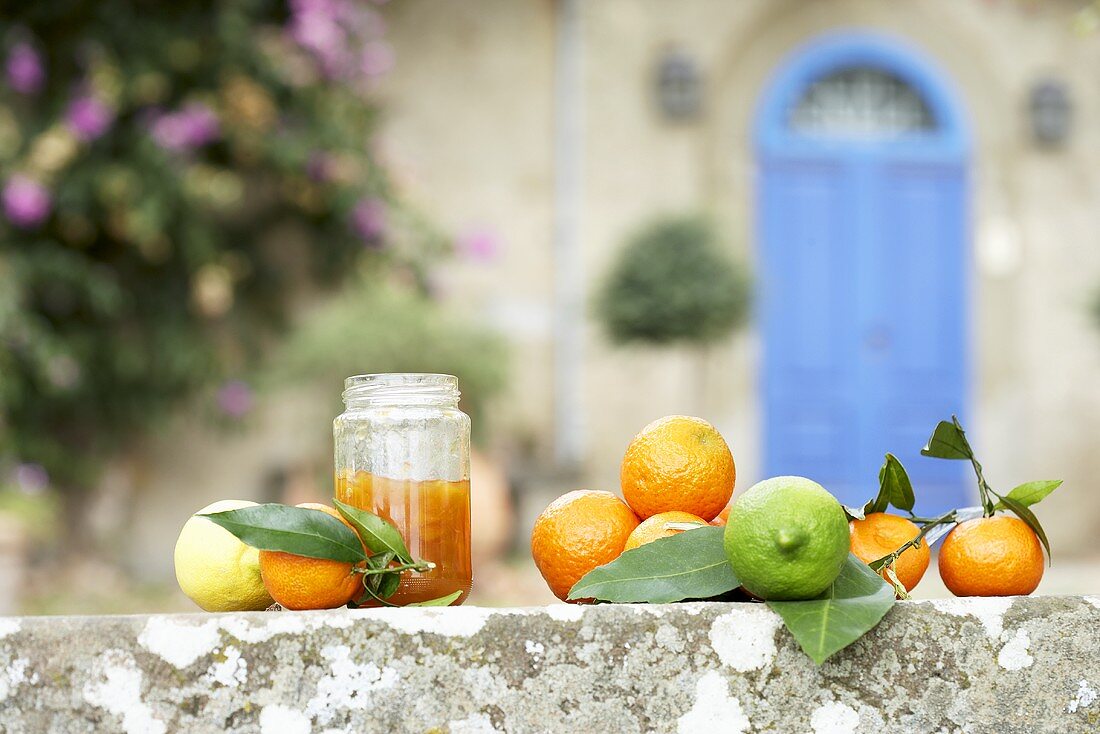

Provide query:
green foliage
left=334, top=499, right=413, bottom=564
left=567, top=526, right=894, bottom=666
left=595, top=215, right=751, bottom=346
left=267, top=279, right=508, bottom=434
left=921, top=416, right=1057, bottom=558
left=767, top=554, right=896, bottom=666
left=568, top=526, right=738, bottom=603
left=0, top=2, right=441, bottom=490
left=863, top=453, right=915, bottom=515
left=202, top=503, right=367, bottom=563
left=994, top=480, right=1062, bottom=511
left=0, top=485, right=60, bottom=544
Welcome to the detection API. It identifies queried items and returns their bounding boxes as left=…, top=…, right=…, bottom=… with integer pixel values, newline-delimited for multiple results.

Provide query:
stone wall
left=2, top=597, right=1098, bottom=732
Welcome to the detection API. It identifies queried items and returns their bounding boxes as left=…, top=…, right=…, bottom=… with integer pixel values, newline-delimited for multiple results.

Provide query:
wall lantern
left=655, top=48, right=702, bottom=121
left=1028, top=78, right=1072, bottom=147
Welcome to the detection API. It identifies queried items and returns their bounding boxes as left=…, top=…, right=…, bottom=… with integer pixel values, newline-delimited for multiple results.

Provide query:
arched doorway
left=755, top=32, right=970, bottom=514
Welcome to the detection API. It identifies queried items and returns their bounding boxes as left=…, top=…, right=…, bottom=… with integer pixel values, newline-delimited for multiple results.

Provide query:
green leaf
left=333, top=499, right=413, bottom=564
left=363, top=552, right=400, bottom=601
left=872, top=453, right=915, bottom=512
left=920, top=420, right=972, bottom=460
left=201, top=504, right=367, bottom=563
left=375, top=572, right=402, bottom=600
left=994, top=480, right=1062, bottom=511
left=368, top=552, right=396, bottom=570
left=406, top=591, right=463, bottom=607
left=767, top=554, right=896, bottom=666
left=992, top=492, right=1051, bottom=561
left=567, top=526, right=738, bottom=603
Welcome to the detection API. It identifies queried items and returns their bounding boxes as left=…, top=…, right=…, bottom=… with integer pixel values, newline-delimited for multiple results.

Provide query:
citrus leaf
left=362, top=552, right=400, bottom=602
left=843, top=504, right=866, bottom=521
left=992, top=492, right=1051, bottom=561
left=333, top=499, right=413, bottom=564
left=201, top=504, right=366, bottom=563
left=920, top=420, right=972, bottom=460
left=407, top=591, right=463, bottom=606
left=567, top=526, right=738, bottom=603
left=767, top=554, right=895, bottom=666
left=375, top=572, right=402, bottom=600
left=352, top=552, right=402, bottom=607
left=368, top=551, right=397, bottom=570
left=994, top=480, right=1062, bottom=511
left=875, top=453, right=915, bottom=512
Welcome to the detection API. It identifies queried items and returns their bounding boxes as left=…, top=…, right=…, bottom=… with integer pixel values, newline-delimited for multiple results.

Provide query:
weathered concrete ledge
left=0, top=596, right=1098, bottom=733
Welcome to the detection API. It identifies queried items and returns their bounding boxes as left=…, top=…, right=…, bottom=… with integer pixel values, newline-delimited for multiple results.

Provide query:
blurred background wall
left=376, top=0, right=1100, bottom=556
left=2, top=0, right=1100, bottom=612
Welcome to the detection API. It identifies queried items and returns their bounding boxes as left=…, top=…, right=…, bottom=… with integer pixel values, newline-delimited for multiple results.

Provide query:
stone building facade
left=376, top=0, right=1100, bottom=552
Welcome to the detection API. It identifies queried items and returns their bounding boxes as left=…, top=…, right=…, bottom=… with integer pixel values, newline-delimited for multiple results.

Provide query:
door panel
left=868, top=163, right=968, bottom=514
left=760, top=161, right=862, bottom=494
left=760, top=157, right=969, bottom=513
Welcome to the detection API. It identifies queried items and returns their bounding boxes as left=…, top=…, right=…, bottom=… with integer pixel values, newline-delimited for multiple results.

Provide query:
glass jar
left=334, top=373, right=472, bottom=605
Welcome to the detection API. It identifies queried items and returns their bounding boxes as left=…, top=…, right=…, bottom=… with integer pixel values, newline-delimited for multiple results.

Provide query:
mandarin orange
left=849, top=512, right=929, bottom=592
left=620, top=415, right=735, bottom=521
left=624, top=511, right=707, bottom=551
left=530, top=490, right=639, bottom=602
left=938, top=515, right=1044, bottom=597
left=259, top=503, right=366, bottom=610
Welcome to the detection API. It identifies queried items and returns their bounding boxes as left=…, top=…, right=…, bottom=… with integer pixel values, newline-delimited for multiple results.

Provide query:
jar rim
left=341, top=373, right=460, bottom=406
left=343, top=373, right=457, bottom=391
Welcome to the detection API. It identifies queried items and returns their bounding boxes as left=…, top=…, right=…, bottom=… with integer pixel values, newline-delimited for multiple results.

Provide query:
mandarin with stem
left=938, top=516, right=1043, bottom=597
left=849, top=512, right=929, bottom=593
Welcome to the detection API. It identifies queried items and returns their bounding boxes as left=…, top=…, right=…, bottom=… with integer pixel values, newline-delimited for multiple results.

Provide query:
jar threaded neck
left=342, top=373, right=460, bottom=408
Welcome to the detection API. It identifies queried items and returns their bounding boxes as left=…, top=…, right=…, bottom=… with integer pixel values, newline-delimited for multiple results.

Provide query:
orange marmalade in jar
left=334, top=374, right=471, bottom=605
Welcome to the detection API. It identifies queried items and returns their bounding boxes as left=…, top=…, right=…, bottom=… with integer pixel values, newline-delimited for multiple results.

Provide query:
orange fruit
left=530, top=490, right=640, bottom=602
left=259, top=503, right=366, bottom=610
left=620, top=415, right=735, bottom=521
left=849, top=513, right=929, bottom=592
left=624, top=511, right=707, bottom=551
left=710, top=505, right=732, bottom=527
left=938, top=515, right=1044, bottom=597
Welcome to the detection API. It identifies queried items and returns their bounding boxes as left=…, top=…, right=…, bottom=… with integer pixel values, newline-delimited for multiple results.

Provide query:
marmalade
left=336, top=470, right=472, bottom=604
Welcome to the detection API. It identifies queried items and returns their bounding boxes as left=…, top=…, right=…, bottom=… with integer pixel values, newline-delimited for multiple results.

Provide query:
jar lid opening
left=342, top=373, right=460, bottom=406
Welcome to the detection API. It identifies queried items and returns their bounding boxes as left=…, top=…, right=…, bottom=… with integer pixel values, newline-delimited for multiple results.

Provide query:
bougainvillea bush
left=0, top=0, right=441, bottom=495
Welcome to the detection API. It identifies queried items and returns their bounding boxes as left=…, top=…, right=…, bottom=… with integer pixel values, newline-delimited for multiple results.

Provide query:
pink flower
left=6, top=41, right=44, bottom=94
left=288, top=0, right=390, bottom=83
left=2, top=175, right=51, bottom=228
left=351, top=198, right=386, bottom=244
left=150, top=103, right=220, bottom=152
left=66, top=95, right=114, bottom=141
left=217, top=380, right=254, bottom=418
left=456, top=227, right=501, bottom=263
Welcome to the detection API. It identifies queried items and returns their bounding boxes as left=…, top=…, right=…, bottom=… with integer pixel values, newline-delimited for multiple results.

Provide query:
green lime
left=723, top=476, right=850, bottom=600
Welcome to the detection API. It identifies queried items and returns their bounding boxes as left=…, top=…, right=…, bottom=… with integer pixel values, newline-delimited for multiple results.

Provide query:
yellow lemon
left=174, top=500, right=274, bottom=612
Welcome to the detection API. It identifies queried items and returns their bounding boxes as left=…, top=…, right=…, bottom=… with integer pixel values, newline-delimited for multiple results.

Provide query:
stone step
left=0, top=596, right=1098, bottom=733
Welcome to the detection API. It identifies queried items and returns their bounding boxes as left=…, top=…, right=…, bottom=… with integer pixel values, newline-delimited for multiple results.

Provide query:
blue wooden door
left=756, top=34, right=971, bottom=514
